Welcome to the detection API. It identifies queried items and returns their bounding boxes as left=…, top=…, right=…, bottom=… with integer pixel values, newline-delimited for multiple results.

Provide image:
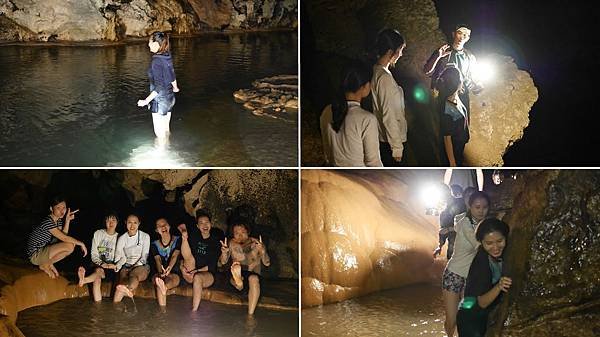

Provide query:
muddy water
left=17, top=296, right=298, bottom=337
left=0, top=32, right=297, bottom=167
left=302, top=285, right=445, bottom=337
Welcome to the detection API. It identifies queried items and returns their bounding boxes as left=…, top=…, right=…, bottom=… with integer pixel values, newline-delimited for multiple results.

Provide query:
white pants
left=152, top=111, right=171, bottom=139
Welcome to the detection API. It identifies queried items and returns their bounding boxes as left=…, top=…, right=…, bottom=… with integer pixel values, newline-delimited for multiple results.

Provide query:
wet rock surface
left=233, top=75, right=298, bottom=121
left=488, top=170, right=600, bottom=336
left=0, top=0, right=297, bottom=42
left=0, top=257, right=297, bottom=336
left=301, top=0, right=538, bottom=166
left=301, top=170, right=445, bottom=307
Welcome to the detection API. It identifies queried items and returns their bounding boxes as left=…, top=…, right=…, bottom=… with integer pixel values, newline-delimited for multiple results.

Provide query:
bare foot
left=78, top=266, right=86, bottom=287
left=39, top=264, right=55, bottom=279
left=49, top=264, right=59, bottom=279
left=177, top=224, right=188, bottom=240
left=116, top=284, right=134, bottom=298
left=231, top=262, right=243, bottom=290
left=155, top=277, right=167, bottom=296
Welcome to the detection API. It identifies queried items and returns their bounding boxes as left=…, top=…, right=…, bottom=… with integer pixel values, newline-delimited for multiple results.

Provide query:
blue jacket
left=148, top=53, right=176, bottom=96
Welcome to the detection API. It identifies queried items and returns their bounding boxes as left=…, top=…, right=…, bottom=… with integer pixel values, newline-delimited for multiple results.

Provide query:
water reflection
left=17, top=296, right=298, bottom=337
left=302, top=285, right=445, bottom=337
left=0, top=32, right=297, bottom=166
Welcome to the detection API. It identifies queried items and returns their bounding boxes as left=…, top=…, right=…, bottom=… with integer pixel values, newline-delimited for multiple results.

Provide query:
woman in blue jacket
left=137, top=31, right=180, bottom=147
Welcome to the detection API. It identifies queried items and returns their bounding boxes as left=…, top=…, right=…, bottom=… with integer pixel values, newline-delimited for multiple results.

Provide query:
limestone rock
left=486, top=170, right=600, bottom=336
left=0, top=1, right=297, bottom=42
left=301, top=170, right=444, bottom=307
left=0, top=0, right=107, bottom=41
left=464, top=55, right=538, bottom=166
left=234, top=75, right=298, bottom=120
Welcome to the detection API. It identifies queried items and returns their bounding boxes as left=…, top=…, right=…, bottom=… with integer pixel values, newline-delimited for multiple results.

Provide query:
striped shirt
left=26, top=215, right=62, bottom=257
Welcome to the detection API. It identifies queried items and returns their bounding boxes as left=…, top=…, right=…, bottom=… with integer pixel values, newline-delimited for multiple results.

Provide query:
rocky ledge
left=0, top=257, right=297, bottom=336
left=234, top=75, right=298, bottom=120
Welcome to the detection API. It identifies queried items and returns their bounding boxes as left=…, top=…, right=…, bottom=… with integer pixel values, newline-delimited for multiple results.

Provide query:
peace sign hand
left=66, top=208, right=79, bottom=222
left=220, top=237, right=229, bottom=254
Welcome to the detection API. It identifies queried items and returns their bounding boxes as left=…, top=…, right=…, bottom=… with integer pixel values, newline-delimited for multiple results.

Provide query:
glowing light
left=121, top=142, right=190, bottom=167
left=420, top=184, right=443, bottom=210
left=472, top=58, right=496, bottom=84
left=413, top=85, right=428, bottom=104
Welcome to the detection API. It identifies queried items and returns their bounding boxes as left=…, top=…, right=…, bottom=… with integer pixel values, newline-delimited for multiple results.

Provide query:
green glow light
left=413, top=86, right=428, bottom=104
left=461, top=296, right=477, bottom=309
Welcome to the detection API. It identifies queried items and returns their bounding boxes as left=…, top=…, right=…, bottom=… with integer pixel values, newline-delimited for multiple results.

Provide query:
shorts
left=89, top=263, right=117, bottom=282
left=150, top=95, right=175, bottom=115
left=230, top=270, right=261, bottom=294
left=29, top=246, right=51, bottom=265
left=442, top=267, right=466, bottom=294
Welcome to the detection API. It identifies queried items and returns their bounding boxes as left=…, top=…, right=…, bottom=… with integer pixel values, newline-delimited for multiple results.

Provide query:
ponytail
left=330, top=61, right=373, bottom=132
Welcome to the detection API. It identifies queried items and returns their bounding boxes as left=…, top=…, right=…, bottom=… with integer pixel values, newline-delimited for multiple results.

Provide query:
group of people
left=320, top=24, right=482, bottom=167
left=26, top=196, right=271, bottom=315
left=434, top=184, right=512, bottom=337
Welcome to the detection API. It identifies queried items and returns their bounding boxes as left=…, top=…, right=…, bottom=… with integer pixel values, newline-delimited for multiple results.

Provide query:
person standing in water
left=26, top=195, right=87, bottom=279
left=77, top=212, right=119, bottom=302
left=441, top=191, right=491, bottom=337
left=220, top=221, right=271, bottom=315
left=137, top=31, right=180, bottom=147
left=370, top=29, right=408, bottom=166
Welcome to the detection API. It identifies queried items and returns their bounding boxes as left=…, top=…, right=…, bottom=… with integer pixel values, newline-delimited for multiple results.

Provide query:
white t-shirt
left=114, top=230, right=150, bottom=271
left=91, top=229, right=119, bottom=265
left=320, top=101, right=383, bottom=167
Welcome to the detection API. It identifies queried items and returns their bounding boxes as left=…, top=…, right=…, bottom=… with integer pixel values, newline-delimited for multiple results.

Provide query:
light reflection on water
left=302, top=284, right=446, bottom=337
left=0, top=32, right=297, bottom=167
left=17, top=296, right=298, bottom=337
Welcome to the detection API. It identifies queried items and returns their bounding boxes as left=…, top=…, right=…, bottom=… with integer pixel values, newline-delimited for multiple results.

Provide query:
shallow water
left=17, top=296, right=298, bottom=337
left=0, top=32, right=297, bottom=167
left=301, top=285, right=446, bottom=337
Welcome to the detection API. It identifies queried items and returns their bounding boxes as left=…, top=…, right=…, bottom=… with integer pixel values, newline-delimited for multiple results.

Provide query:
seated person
left=113, top=214, right=150, bottom=302
left=151, top=217, right=181, bottom=307
left=177, top=209, right=225, bottom=311
left=220, top=220, right=270, bottom=315
left=77, top=212, right=119, bottom=302
left=26, top=195, right=87, bottom=279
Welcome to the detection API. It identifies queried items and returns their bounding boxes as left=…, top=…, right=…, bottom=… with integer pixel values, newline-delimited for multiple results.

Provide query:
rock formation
left=234, top=74, right=298, bottom=120
left=301, top=0, right=538, bottom=166
left=0, top=0, right=298, bottom=42
left=485, top=170, right=600, bottom=337
left=301, top=170, right=445, bottom=307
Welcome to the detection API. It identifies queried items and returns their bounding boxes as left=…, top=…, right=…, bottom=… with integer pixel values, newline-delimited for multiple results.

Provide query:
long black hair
left=435, top=66, right=462, bottom=116
left=331, top=62, right=372, bottom=132
left=475, top=218, right=509, bottom=242
left=372, top=29, right=405, bottom=62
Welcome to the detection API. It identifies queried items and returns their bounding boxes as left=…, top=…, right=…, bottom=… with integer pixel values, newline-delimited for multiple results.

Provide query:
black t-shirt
left=150, top=235, right=182, bottom=273
left=464, top=247, right=504, bottom=311
left=441, top=101, right=469, bottom=141
left=440, top=197, right=466, bottom=229
left=188, top=227, right=225, bottom=273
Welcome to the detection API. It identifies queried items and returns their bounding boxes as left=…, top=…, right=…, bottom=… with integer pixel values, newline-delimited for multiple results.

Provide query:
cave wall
left=301, top=0, right=538, bottom=166
left=301, top=169, right=445, bottom=307
left=0, top=0, right=297, bottom=42
left=486, top=170, right=600, bottom=337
